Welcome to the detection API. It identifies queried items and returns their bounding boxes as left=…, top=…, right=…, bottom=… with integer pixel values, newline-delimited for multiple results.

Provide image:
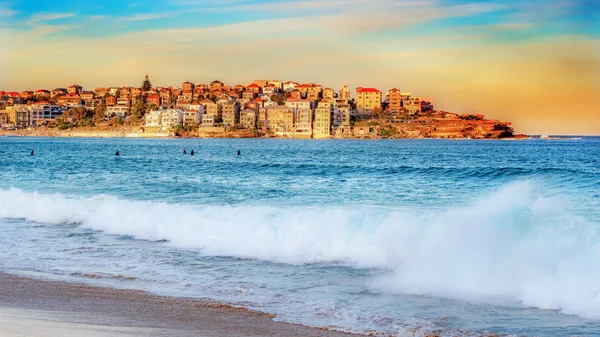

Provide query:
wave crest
left=0, top=183, right=599, bottom=319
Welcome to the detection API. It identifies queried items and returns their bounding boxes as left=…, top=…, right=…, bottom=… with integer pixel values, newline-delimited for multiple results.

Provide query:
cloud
left=0, top=7, right=17, bottom=17
left=489, top=22, right=535, bottom=31
left=124, top=13, right=174, bottom=21
left=27, top=12, right=76, bottom=24
left=1, top=0, right=598, bottom=134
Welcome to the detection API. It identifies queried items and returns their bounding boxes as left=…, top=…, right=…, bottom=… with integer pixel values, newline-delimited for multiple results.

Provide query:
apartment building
left=355, top=87, right=382, bottom=114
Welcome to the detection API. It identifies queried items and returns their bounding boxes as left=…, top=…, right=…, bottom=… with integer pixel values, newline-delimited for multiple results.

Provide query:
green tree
left=94, top=104, right=106, bottom=123
left=271, top=94, right=284, bottom=104
left=132, top=101, right=147, bottom=119
left=142, top=74, right=152, bottom=92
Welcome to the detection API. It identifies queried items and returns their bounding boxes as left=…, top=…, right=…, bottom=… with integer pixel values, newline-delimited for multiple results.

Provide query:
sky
left=0, top=0, right=598, bottom=134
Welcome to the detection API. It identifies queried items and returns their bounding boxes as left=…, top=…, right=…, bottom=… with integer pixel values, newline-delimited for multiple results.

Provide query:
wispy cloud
left=28, top=12, right=76, bottom=24
left=124, top=13, right=174, bottom=21
left=0, top=8, right=17, bottom=17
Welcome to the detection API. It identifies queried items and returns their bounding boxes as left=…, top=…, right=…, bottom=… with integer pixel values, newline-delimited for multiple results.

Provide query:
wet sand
left=0, top=273, right=356, bottom=337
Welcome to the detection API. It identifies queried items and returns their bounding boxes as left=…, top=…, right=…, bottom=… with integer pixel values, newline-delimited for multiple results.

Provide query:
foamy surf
left=1, top=182, right=599, bottom=321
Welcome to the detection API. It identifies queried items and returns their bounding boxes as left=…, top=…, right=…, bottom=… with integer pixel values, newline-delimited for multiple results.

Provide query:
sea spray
left=1, top=182, right=599, bottom=319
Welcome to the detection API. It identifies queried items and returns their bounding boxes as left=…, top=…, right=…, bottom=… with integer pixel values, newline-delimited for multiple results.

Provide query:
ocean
left=0, top=137, right=599, bottom=336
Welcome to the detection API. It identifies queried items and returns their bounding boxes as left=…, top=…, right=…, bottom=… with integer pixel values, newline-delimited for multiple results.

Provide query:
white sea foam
left=0, top=182, right=599, bottom=319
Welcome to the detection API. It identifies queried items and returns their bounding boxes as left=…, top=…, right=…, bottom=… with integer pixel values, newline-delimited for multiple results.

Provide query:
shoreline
left=0, top=272, right=357, bottom=337
left=0, top=129, right=530, bottom=140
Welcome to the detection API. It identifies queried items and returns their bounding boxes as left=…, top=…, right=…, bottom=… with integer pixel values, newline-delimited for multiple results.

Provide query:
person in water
left=115, top=150, right=120, bottom=156
left=190, top=150, right=194, bottom=156
left=31, top=150, right=34, bottom=156
left=237, top=150, right=241, bottom=156
left=183, top=149, right=187, bottom=155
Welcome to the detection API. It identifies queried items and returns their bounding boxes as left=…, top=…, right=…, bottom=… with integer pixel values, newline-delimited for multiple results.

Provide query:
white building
left=145, top=110, right=162, bottom=128
left=161, top=109, right=184, bottom=130
left=184, top=109, right=202, bottom=126
left=285, top=98, right=312, bottom=111
left=202, top=113, right=216, bottom=126
left=105, top=105, right=129, bottom=118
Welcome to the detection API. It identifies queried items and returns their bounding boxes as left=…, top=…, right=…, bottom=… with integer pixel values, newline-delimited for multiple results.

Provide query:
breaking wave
left=0, top=182, right=599, bottom=319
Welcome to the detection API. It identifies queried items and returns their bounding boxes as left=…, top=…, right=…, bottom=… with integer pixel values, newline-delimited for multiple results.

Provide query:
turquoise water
left=0, top=137, right=599, bottom=336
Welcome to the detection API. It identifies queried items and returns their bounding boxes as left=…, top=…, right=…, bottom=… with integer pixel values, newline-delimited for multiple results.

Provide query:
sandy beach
left=0, top=273, right=356, bottom=337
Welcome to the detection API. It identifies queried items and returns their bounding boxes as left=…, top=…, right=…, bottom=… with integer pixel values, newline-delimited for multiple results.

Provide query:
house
left=267, top=80, right=283, bottom=90
left=289, top=90, right=302, bottom=99
left=182, top=82, right=194, bottom=92
left=306, top=86, right=322, bottom=101
left=188, top=101, right=202, bottom=111
left=144, top=110, right=162, bottom=128
left=262, top=96, right=278, bottom=107
left=210, top=80, right=224, bottom=91
left=105, top=95, right=117, bottom=106
left=294, top=108, right=313, bottom=138
left=0, top=113, right=7, bottom=127
left=147, top=94, right=161, bottom=107
left=94, top=87, right=109, bottom=97
left=242, top=91, right=256, bottom=100
left=116, top=96, right=130, bottom=106
left=20, top=91, right=34, bottom=99
left=31, top=105, right=64, bottom=125
left=160, top=109, right=184, bottom=130
left=193, top=87, right=205, bottom=100
left=67, top=84, right=82, bottom=94
left=233, top=84, right=245, bottom=92
left=246, top=83, right=261, bottom=94
left=339, top=85, right=350, bottom=100
left=217, top=93, right=234, bottom=103
left=105, top=105, right=129, bottom=118
left=181, top=90, right=193, bottom=103
left=295, top=84, right=314, bottom=96
left=322, top=88, right=335, bottom=100
left=85, top=99, right=103, bottom=110
left=131, top=87, right=142, bottom=97
left=220, top=101, right=239, bottom=127
left=57, top=94, right=82, bottom=106
left=252, top=80, right=269, bottom=88
left=263, top=84, right=277, bottom=95
left=171, top=87, right=182, bottom=97
left=34, top=90, right=50, bottom=99
left=4, top=108, right=31, bottom=128
left=239, top=109, right=256, bottom=129
left=314, top=104, right=332, bottom=138
left=355, top=87, right=382, bottom=114
left=201, top=113, right=216, bottom=126
left=51, top=88, right=67, bottom=98
left=184, top=109, right=202, bottom=126
left=386, top=88, right=402, bottom=113
left=80, top=91, right=95, bottom=102
left=285, top=98, right=312, bottom=111
left=265, top=105, right=294, bottom=136
left=333, top=104, right=351, bottom=135
left=201, top=99, right=221, bottom=120
left=283, top=81, right=298, bottom=91
left=108, top=87, right=120, bottom=96
left=404, top=97, right=422, bottom=115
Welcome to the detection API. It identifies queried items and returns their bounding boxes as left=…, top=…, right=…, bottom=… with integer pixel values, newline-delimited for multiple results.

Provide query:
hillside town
left=0, top=76, right=516, bottom=139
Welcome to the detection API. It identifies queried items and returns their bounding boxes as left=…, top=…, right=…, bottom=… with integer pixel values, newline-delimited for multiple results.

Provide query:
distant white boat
left=540, top=135, right=549, bottom=139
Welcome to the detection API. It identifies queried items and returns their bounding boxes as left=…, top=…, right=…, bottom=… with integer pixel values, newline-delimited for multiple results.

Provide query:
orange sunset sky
left=0, top=0, right=598, bottom=135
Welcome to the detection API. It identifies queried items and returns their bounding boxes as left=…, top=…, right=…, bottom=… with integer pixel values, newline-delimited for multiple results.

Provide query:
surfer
left=237, top=150, right=241, bottom=156
left=31, top=150, right=34, bottom=156
left=190, top=150, right=194, bottom=156
left=183, top=149, right=187, bottom=154
left=115, top=150, right=120, bottom=156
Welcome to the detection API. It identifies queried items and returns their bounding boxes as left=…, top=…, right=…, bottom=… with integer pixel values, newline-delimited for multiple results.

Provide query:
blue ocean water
left=0, top=137, right=599, bottom=336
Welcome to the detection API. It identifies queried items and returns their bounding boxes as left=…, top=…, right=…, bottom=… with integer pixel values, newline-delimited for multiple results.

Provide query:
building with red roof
left=355, top=87, right=382, bottom=114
